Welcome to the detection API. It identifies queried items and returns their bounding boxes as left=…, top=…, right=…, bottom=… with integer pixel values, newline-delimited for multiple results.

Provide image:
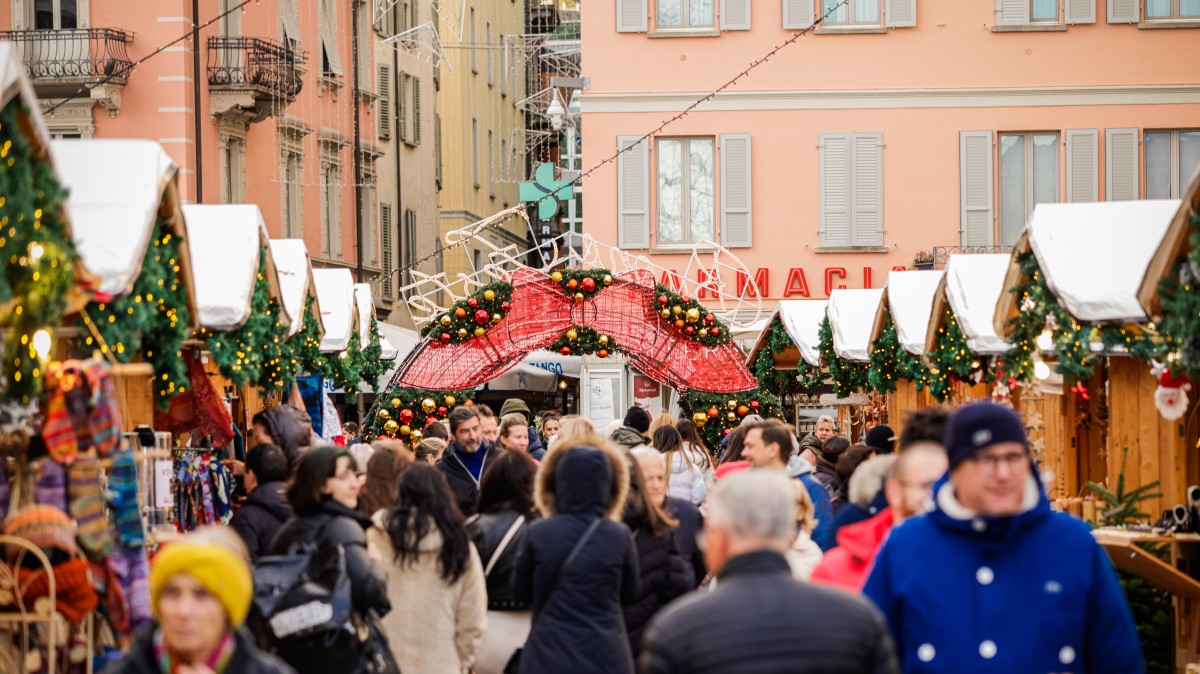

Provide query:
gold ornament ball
left=378, top=409, right=391, bottom=419
left=422, top=398, right=437, bottom=413
left=440, top=316, right=452, bottom=327
left=574, top=292, right=585, bottom=303
left=444, top=395, right=457, bottom=406
left=390, top=397, right=402, bottom=408
left=599, top=335, right=609, bottom=345
left=383, top=420, right=400, bottom=435
left=410, top=430, right=423, bottom=443
left=686, top=308, right=701, bottom=323
left=602, top=274, right=613, bottom=286
left=551, top=271, right=563, bottom=283
left=474, top=327, right=486, bottom=337
left=660, top=308, right=671, bottom=319
left=672, top=305, right=683, bottom=316
left=566, top=328, right=578, bottom=341
left=698, top=328, right=709, bottom=338
left=400, top=424, right=412, bottom=436
left=457, top=328, right=468, bottom=339
left=484, top=289, right=496, bottom=301
left=492, top=313, right=503, bottom=323
left=727, top=399, right=737, bottom=409
left=692, top=412, right=708, bottom=428
left=727, top=411, right=737, bottom=421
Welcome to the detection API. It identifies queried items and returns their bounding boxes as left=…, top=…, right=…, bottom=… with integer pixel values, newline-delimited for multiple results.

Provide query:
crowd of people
left=104, top=396, right=1148, bottom=674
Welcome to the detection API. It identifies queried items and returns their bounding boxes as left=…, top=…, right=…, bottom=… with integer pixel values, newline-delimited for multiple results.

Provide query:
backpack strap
left=484, top=514, right=526, bottom=578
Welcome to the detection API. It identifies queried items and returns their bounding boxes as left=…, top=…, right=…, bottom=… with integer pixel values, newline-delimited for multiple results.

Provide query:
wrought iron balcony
left=0, top=28, right=133, bottom=85
left=930, top=245, right=1014, bottom=269
left=207, top=37, right=305, bottom=99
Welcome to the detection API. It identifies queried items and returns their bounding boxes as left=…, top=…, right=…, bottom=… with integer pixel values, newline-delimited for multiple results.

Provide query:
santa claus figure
left=1155, top=369, right=1192, bottom=421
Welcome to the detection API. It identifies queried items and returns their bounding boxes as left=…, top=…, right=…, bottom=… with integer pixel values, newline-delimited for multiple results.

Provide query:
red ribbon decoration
left=396, top=268, right=758, bottom=393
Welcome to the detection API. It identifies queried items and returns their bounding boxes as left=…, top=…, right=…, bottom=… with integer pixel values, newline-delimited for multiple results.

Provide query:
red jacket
left=810, top=507, right=893, bottom=592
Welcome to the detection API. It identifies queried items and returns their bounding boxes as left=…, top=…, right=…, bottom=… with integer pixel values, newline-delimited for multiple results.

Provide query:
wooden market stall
left=869, top=270, right=943, bottom=437
left=827, top=289, right=884, bottom=442
left=744, top=300, right=831, bottom=432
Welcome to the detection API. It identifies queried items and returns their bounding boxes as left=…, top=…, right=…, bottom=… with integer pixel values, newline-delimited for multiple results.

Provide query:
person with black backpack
left=267, top=446, right=392, bottom=674
left=230, top=444, right=293, bottom=563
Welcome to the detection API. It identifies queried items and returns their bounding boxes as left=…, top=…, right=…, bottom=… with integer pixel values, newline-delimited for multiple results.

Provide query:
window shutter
left=381, top=204, right=394, bottom=298
left=783, top=0, right=815, bottom=28
left=281, top=0, right=301, bottom=43
left=1107, top=0, right=1138, bottom=22
left=1065, top=129, right=1098, bottom=203
left=886, top=0, right=917, bottom=27
left=721, top=0, right=752, bottom=30
left=1065, top=0, right=1096, bottom=23
left=995, top=0, right=1030, bottom=24
left=617, top=136, right=650, bottom=249
left=960, top=131, right=994, bottom=246
left=852, top=133, right=884, bottom=247
left=1105, top=128, right=1139, bottom=201
left=819, top=133, right=851, bottom=247
left=617, top=0, right=648, bottom=32
left=398, top=73, right=408, bottom=142
left=377, top=64, right=391, bottom=139
left=320, top=0, right=344, bottom=75
left=413, top=78, right=422, bottom=145
left=720, top=134, right=752, bottom=248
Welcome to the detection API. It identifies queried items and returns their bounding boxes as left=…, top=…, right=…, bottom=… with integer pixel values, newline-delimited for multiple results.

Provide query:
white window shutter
left=721, top=0, right=752, bottom=29
left=783, top=0, right=815, bottom=28
left=320, top=0, right=344, bottom=75
left=377, top=64, right=391, bottom=140
left=281, top=0, right=301, bottom=43
left=1065, top=0, right=1096, bottom=23
left=1107, top=0, right=1138, bottom=22
left=960, top=131, right=994, bottom=247
left=720, top=134, right=753, bottom=248
left=1065, top=129, right=1098, bottom=203
left=617, top=136, right=650, bottom=249
left=852, top=133, right=884, bottom=247
left=1105, top=128, right=1140, bottom=201
left=819, top=134, right=851, bottom=247
left=617, top=0, right=648, bottom=32
left=996, top=0, right=1030, bottom=24
left=886, top=0, right=917, bottom=27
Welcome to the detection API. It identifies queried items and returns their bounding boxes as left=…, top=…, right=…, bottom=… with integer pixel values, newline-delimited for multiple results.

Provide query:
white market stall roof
left=871, top=270, right=943, bottom=356
left=182, top=204, right=288, bottom=332
left=996, top=200, right=1178, bottom=334
left=376, top=321, right=419, bottom=362
left=53, top=139, right=195, bottom=302
left=353, top=283, right=377, bottom=347
left=827, top=289, right=884, bottom=363
left=769, top=300, right=828, bottom=367
left=1138, top=168, right=1200, bottom=318
left=312, top=268, right=357, bottom=353
left=931, top=254, right=1012, bottom=356
left=269, top=239, right=323, bottom=339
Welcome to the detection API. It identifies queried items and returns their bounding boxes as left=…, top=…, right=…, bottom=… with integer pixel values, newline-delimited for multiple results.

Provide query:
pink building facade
left=581, top=0, right=1200, bottom=303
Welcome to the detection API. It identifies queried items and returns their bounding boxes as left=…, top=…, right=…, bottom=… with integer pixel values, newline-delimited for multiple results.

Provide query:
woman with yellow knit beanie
left=103, top=527, right=295, bottom=674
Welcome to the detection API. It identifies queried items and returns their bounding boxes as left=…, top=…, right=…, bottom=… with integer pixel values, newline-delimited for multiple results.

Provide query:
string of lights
left=368, top=0, right=850, bottom=287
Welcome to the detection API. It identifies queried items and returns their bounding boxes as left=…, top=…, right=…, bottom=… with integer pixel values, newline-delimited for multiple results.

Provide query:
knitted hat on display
left=4, top=505, right=78, bottom=560
left=864, top=425, right=895, bottom=454
left=944, top=402, right=1027, bottom=469
left=623, top=406, right=652, bottom=434
left=150, top=542, right=253, bottom=627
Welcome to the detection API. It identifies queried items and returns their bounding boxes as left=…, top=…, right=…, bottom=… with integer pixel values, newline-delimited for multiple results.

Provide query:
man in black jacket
left=229, top=444, right=294, bottom=562
left=639, top=470, right=898, bottom=674
left=436, top=406, right=497, bottom=517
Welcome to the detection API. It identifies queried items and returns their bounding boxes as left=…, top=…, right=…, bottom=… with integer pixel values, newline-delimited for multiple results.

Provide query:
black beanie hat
left=865, top=425, right=895, bottom=454
left=623, top=406, right=651, bottom=433
left=944, top=402, right=1027, bottom=469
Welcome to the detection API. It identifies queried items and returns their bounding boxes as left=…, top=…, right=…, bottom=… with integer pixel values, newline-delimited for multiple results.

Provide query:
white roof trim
left=885, top=270, right=944, bottom=356
left=182, top=204, right=274, bottom=331
left=52, top=140, right=177, bottom=298
left=0, top=44, right=51, bottom=148
left=269, top=239, right=317, bottom=338
left=945, top=254, right=1012, bottom=355
left=1027, top=200, right=1179, bottom=324
left=353, top=283, right=376, bottom=346
left=313, top=268, right=356, bottom=352
left=777, top=300, right=829, bottom=367
left=828, top=289, right=884, bottom=363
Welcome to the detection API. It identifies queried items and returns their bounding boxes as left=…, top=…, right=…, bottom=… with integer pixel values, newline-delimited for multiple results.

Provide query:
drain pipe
left=192, top=0, right=203, bottom=202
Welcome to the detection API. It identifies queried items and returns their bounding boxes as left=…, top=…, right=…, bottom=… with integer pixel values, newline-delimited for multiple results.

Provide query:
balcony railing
left=0, top=28, right=133, bottom=83
left=207, top=37, right=305, bottom=98
left=930, top=245, right=1014, bottom=269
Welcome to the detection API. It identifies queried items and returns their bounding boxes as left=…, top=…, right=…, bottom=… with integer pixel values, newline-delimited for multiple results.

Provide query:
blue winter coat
left=800, top=472, right=836, bottom=551
left=863, top=475, right=1142, bottom=674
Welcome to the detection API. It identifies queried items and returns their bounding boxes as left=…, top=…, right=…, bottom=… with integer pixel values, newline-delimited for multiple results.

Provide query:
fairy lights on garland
left=925, top=307, right=978, bottom=402
left=421, top=281, right=513, bottom=344
left=358, top=317, right=389, bottom=391
left=654, top=284, right=731, bottom=346
left=549, top=326, right=616, bottom=358
left=294, top=294, right=324, bottom=376
left=0, top=103, right=78, bottom=403
left=324, top=331, right=364, bottom=403
left=819, top=316, right=868, bottom=397
left=868, top=314, right=929, bottom=395
left=200, top=248, right=286, bottom=387
left=1155, top=213, right=1200, bottom=379
left=551, top=268, right=612, bottom=302
left=88, top=213, right=190, bottom=409
left=364, top=388, right=476, bottom=442
left=677, top=389, right=781, bottom=452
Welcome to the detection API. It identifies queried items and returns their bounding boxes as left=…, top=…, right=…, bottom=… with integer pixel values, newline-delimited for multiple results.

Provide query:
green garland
left=819, top=315, right=868, bottom=397
left=653, top=283, right=732, bottom=346
left=1156, top=212, right=1200, bottom=380
left=925, top=307, right=976, bottom=402
left=324, top=330, right=364, bottom=403
left=201, top=247, right=286, bottom=387
left=363, top=388, right=476, bottom=442
left=255, top=297, right=300, bottom=393
left=677, top=389, right=782, bottom=451
left=358, top=317, right=389, bottom=393
left=749, top=316, right=793, bottom=393
left=294, top=294, right=325, bottom=376
left=794, top=357, right=824, bottom=389
left=549, top=326, right=617, bottom=357
left=0, top=102, right=78, bottom=403
left=87, top=213, right=190, bottom=409
left=552, top=268, right=613, bottom=301
left=421, top=281, right=513, bottom=344
left=868, top=313, right=930, bottom=395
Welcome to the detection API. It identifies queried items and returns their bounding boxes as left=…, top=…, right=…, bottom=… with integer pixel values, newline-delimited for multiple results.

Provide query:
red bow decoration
left=396, top=268, right=758, bottom=392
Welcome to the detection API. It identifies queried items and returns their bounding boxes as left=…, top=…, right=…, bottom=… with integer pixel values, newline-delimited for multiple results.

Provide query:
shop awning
left=484, top=362, right=561, bottom=393
left=523, top=351, right=583, bottom=378
left=312, top=268, right=357, bottom=353
left=933, top=254, right=1012, bottom=356
left=997, top=200, right=1178, bottom=333
left=872, top=270, right=943, bottom=356
left=52, top=140, right=195, bottom=306
left=182, top=204, right=288, bottom=332
left=269, top=239, right=323, bottom=339
left=1139, top=169, right=1200, bottom=318
left=827, top=289, right=883, bottom=363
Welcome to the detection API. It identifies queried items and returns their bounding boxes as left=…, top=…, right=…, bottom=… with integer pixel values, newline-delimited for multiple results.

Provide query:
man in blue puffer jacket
left=864, top=402, right=1142, bottom=673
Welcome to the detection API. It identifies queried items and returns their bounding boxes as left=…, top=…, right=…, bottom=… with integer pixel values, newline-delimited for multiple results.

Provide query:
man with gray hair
left=639, top=471, right=898, bottom=674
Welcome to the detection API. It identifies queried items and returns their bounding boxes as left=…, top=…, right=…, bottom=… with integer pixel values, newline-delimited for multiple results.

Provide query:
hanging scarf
left=153, top=629, right=235, bottom=674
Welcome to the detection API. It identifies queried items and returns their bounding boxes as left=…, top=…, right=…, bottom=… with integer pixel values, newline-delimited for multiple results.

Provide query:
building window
left=656, top=0, right=714, bottom=28
left=486, top=22, right=493, bottom=86
left=818, top=132, right=882, bottom=248
left=500, top=138, right=508, bottom=203
left=488, top=129, right=495, bottom=197
left=412, top=76, right=422, bottom=145
left=1146, top=0, right=1200, bottom=19
left=822, top=0, right=880, bottom=25
left=220, top=134, right=246, bottom=204
left=435, top=113, right=443, bottom=190
left=1146, top=130, right=1200, bottom=199
left=402, top=208, right=417, bottom=288
left=999, top=132, right=1059, bottom=247
left=472, top=118, right=479, bottom=188
left=470, top=6, right=477, bottom=73
left=656, top=137, right=714, bottom=246
left=34, top=0, right=77, bottom=30
left=319, top=0, right=344, bottom=77
left=562, top=128, right=583, bottom=234
left=472, top=248, right=483, bottom=273
left=380, top=203, right=395, bottom=298
left=282, top=151, right=303, bottom=237
left=321, top=161, right=342, bottom=257
left=361, top=177, right=377, bottom=266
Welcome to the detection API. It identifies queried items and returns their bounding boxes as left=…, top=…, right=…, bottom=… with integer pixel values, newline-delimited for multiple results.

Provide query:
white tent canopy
left=1023, top=200, right=1179, bottom=324
left=182, top=204, right=285, bottom=331
left=376, top=321, right=419, bottom=362
left=827, top=289, right=884, bottom=363
left=269, top=239, right=321, bottom=338
left=312, top=268, right=356, bottom=353
left=776, top=300, right=828, bottom=367
left=353, top=283, right=376, bottom=346
left=52, top=139, right=178, bottom=298
left=945, top=254, right=1011, bottom=355
left=881, top=270, right=944, bottom=356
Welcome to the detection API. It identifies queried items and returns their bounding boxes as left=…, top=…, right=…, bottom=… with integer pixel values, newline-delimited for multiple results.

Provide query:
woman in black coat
left=269, top=447, right=390, bottom=673
left=621, top=455, right=693, bottom=658
left=512, top=435, right=639, bottom=674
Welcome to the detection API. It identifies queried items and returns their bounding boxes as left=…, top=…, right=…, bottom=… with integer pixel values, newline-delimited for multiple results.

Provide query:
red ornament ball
left=399, top=408, right=415, bottom=424
left=501, top=301, right=512, bottom=312
left=474, top=309, right=490, bottom=325
left=581, top=277, right=596, bottom=293
left=657, top=295, right=668, bottom=306
left=685, top=326, right=696, bottom=336
left=680, top=294, right=690, bottom=303
left=597, top=349, right=609, bottom=358
left=467, top=297, right=479, bottom=308
left=723, top=428, right=733, bottom=436
left=560, top=346, right=572, bottom=356
left=437, top=406, right=448, bottom=416
left=707, top=406, right=719, bottom=418
left=710, top=327, right=720, bottom=336
left=425, top=416, right=440, bottom=427
left=704, top=313, right=716, bottom=325
left=454, top=307, right=467, bottom=319
left=439, top=333, right=451, bottom=344
left=750, top=400, right=760, bottom=410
